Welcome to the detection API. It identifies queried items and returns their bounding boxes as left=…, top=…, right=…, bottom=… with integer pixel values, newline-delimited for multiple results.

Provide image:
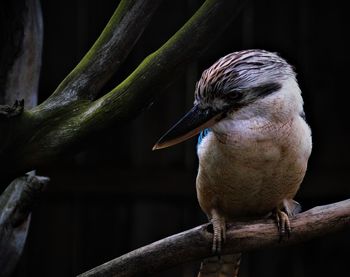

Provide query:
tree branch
left=0, top=174, right=49, bottom=277
left=0, top=0, right=43, bottom=186
left=32, top=0, right=244, bottom=153
left=0, top=0, right=43, bottom=108
left=77, top=200, right=350, bottom=277
left=37, top=0, right=163, bottom=110
left=0, top=0, right=44, bottom=274
left=76, top=0, right=244, bottom=133
left=0, top=0, right=244, bottom=183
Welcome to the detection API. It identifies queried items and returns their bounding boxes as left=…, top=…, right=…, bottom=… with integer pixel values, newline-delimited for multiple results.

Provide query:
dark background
left=13, top=0, right=350, bottom=276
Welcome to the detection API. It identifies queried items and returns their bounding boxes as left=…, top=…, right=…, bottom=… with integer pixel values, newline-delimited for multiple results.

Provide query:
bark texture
left=0, top=175, right=48, bottom=277
left=0, top=0, right=42, bottom=108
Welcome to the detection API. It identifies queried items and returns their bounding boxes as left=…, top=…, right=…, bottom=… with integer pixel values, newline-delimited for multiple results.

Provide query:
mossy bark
left=0, top=0, right=244, bottom=185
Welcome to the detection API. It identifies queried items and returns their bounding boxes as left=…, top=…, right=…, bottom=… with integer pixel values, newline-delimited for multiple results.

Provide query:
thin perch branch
left=78, top=199, right=350, bottom=277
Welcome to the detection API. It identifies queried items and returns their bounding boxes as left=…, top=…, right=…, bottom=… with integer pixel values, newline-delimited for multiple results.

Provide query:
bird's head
left=153, top=49, right=297, bottom=150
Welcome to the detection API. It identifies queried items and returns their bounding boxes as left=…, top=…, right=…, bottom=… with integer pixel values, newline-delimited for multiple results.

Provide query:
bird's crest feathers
left=195, top=49, right=295, bottom=111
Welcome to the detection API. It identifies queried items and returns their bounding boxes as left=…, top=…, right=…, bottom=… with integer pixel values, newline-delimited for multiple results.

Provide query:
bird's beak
left=153, top=104, right=223, bottom=150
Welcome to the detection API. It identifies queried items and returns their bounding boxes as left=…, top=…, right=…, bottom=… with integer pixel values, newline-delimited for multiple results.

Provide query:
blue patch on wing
left=197, top=128, right=211, bottom=148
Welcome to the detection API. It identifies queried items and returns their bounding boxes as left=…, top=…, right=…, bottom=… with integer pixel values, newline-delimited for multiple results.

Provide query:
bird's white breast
left=196, top=79, right=312, bottom=219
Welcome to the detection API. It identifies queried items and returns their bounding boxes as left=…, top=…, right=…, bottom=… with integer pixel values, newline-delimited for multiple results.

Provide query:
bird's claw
left=211, top=213, right=226, bottom=254
left=274, top=209, right=291, bottom=241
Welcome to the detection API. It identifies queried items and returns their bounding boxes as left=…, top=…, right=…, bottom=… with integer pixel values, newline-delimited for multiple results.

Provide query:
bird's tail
left=197, top=253, right=241, bottom=277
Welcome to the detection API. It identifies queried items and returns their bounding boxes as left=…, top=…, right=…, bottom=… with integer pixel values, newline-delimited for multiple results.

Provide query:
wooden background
left=13, top=0, right=350, bottom=276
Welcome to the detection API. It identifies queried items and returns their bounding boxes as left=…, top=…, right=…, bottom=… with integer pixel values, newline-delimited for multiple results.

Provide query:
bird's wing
left=283, top=199, right=302, bottom=217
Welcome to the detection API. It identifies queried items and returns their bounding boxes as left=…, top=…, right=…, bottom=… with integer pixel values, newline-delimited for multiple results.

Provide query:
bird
left=153, top=49, right=312, bottom=277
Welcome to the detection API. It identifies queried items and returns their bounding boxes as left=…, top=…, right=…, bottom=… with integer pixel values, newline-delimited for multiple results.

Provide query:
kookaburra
left=153, top=49, right=312, bottom=277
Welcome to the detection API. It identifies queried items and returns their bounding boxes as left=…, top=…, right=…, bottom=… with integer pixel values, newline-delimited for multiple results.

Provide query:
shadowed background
left=13, top=0, right=350, bottom=276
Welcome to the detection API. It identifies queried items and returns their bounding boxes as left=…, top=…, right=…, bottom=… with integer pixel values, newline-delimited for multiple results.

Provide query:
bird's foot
left=273, top=208, right=291, bottom=241
left=210, top=210, right=226, bottom=254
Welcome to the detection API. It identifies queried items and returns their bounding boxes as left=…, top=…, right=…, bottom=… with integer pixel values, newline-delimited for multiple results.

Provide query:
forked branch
left=0, top=0, right=244, bottom=182
left=78, top=199, right=350, bottom=277
left=75, top=0, right=244, bottom=132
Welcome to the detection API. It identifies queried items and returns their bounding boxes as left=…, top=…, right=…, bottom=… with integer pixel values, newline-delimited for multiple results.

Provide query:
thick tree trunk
left=0, top=0, right=42, bottom=107
left=0, top=0, right=44, bottom=275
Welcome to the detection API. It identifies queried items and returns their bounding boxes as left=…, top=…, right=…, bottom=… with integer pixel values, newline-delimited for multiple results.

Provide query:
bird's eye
left=226, top=90, right=242, bottom=101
